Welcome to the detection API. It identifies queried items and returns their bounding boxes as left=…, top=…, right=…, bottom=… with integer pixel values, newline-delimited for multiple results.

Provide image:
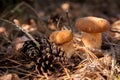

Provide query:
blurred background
left=1, top=0, right=120, bottom=22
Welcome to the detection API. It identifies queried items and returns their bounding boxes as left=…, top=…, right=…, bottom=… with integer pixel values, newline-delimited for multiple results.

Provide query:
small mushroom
left=49, top=30, right=74, bottom=58
left=75, top=16, right=110, bottom=49
left=49, top=30, right=73, bottom=44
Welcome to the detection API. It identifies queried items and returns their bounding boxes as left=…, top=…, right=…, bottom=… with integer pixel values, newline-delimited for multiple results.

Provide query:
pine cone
left=21, top=40, right=40, bottom=60
left=21, top=37, right=67, bottom=75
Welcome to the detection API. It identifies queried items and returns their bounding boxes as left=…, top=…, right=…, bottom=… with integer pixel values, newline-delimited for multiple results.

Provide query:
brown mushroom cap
left=49, top=30, right=73, bottom=44
left=75, top=16, right=110, bottom=33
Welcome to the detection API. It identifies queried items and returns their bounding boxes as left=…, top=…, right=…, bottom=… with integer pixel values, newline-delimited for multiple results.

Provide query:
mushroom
left=49, top=30, right=74, bottom=58
left=75, top=16, right=110, bottom=49
left=49, top=30, right=73, bottom=44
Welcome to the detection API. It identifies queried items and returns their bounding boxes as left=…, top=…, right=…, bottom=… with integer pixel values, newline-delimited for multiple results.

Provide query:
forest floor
left=0, top=0, right=120, bottom=80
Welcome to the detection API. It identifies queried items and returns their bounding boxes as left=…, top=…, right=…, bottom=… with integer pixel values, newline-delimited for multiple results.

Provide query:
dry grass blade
left=15, top=67, right=35, bottom=74
left=96, top=72, right=106, bottom=80
left=110, top=29, right=120, bottom=34
left=59, top=63, right=71, bottom=79
left=63, top=68, right=71, bottom=79
left=73, top=39, right=98, bottom=61
left=2, top=32, right=12, bottom=44
left=83, top=47, right=98, bottom=60
left=104, top=33, right=116, bottom=79
left=0, top=65, right=21, bottom=69
left=6, top=58, right=23, bottom=66
left=75, top=45, right=98, bottom=62
left=12, top=2, right=39, bottom=18
left=66, top=10, right=72, bottom=29
left=0, top=18, right=40, bottom=48
left=56, top=16, right=62, bottom=30
left=104, top=41, right=120, bottom=47
left=9, top=67, right=39, bottom=79
left=76, top=59, right=90, bottom=69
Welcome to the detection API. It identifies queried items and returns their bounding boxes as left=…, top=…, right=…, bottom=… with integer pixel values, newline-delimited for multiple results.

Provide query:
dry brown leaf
left=110, top=20, right=120, bottom=40
left=0, top=74, right=20, bottom=80
left=0, top=27, right=6, bottom=33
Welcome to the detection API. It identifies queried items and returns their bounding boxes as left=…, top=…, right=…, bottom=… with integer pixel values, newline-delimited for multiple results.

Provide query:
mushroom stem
left=82, top=32, right=102, bottom=49
left=59, top=40, right=74, bottom=58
